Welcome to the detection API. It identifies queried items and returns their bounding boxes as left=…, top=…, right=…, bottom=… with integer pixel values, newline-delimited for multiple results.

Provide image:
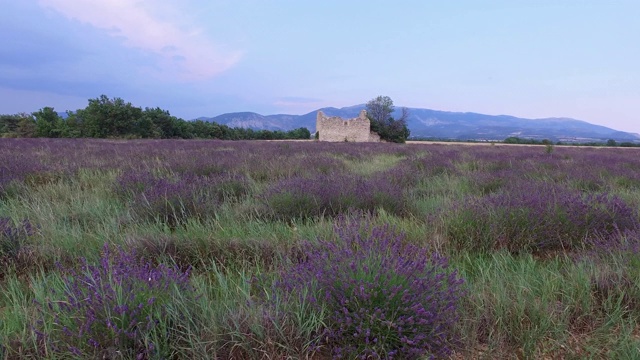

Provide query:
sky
left=1, top=1, right=639, bottom=133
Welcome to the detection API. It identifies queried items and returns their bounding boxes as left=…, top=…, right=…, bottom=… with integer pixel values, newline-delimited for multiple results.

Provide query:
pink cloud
left=38, top=0, right=242, bottom=80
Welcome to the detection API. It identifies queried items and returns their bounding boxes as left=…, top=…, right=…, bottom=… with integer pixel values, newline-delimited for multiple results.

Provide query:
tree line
left=0, top=95, right=311, bottom=140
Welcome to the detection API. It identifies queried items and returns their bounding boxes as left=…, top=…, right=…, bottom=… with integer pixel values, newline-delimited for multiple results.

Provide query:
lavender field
left=1, top=138, right=640, bottom=359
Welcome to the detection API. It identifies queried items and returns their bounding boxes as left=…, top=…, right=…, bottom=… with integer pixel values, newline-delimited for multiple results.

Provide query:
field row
left=1, top=139, right=640, bottom=358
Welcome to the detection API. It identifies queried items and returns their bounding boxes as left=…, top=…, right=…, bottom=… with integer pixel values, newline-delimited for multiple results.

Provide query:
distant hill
left=196, top=105, right=640, bottom=143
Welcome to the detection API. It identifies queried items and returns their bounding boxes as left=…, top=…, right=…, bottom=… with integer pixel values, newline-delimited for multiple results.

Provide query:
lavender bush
left=135, top=176, right=208, bottom=228
left=275, top=217, right=464, bottom=359
left=591, top=227, right=640, bottom=257
left=115, top=170, right=160, bottom=198
left=33, top=244, right=193, bottom=359
left=0, top=218, right=34, bottom=257
left=444, top=181, right=640, bottom=254
left=262, top=174, right=407, bottom=220
left=117, top=171, right=249, bottom=228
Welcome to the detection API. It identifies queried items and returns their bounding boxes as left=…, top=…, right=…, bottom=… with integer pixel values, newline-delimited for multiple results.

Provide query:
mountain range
left=196, top=105, right=640, bottom=143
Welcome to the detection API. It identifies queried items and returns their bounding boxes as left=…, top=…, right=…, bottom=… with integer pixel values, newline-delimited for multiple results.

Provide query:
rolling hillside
left=197, top=106, right=640, bottom=143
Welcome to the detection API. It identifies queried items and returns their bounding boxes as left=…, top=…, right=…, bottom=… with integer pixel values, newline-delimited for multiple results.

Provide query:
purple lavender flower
left=274, top=216, right=464, bottom=358
left=0, top=218, right=34, bottom=260
left=445, top=180, right=640, bottom=253
left=34, top=244, right=193, bottom=358
left=261, top=173, right=408, bottom=220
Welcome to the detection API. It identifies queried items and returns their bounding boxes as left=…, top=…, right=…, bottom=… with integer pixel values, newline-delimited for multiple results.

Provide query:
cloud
left=38, top=0, right=242, bottom=81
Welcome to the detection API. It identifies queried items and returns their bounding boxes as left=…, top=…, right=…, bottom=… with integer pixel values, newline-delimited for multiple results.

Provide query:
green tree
left=0, top=113, right=37, bottom=137
left=189, top=120, right=214, bottom=139
left=0, top=114, right=22, bottom=135
left=33, top=107, right=61, bottom=137
left=133, top=115, right=158, bottom=138
left=287, top=127, right=311, bottom=139
left=142, top=107, right=183, bottom=138
left=208, top=122, right=224, bottom=139
left=61, top=112, right=85, bottom=138
left=16, top=113, right=37, bottom=138
left=365, top=96, right=410, bottom=143
left=78, top=95, right=143, bottom=138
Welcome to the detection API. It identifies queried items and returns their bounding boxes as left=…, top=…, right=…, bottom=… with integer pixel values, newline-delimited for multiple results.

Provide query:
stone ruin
left=316, top=110, right=381, bottom=142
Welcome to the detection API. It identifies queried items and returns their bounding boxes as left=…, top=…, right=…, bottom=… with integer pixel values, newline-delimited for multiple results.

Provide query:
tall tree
left=142, top=107, right=182, bottom=138
left=0, top=114, right=21, bottom=135
left=33, top=107, right=61, bottom=137
left=0, top=113, right=37, bottom=137
left=78, top=95, right=143, bottom=138
left=16, top=113, right=37, bottom=138
left=366, top=96, right=410, bottom=143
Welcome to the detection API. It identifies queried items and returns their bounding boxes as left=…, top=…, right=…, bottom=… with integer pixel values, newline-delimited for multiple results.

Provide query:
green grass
left=2, top=170, right=125, bottom=259
left=2, top=141, right=640, bottom=358
left=451, top=250, right=640, bottom=358
left=341, top=153, right=406, bottom=175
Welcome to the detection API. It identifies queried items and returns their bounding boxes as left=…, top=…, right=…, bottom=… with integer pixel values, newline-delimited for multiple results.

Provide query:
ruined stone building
left=316, top=110, right=381, bottom=142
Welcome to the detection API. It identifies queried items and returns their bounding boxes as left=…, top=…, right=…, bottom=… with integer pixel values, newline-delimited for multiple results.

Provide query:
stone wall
left=316, top=110, right=381, bottom=142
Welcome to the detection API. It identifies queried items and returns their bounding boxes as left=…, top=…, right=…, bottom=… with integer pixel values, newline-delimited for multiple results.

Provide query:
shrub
left=114, top=170, right=159, bottom=199
left=0, top=219, right=55, bottom=279
left=261, top=174, right=407, bottom=220
left=274, top=217, right=464, bottom=358
left=591, top=227, right=640, bottom=257
left=366, top=95, right=411, bottom=143
left=214, top=174, right=251, bottom=201
left=443, top=181, right=640, bottom=254
left=0, top=218, right=34, bottom=259
left=117, top=172, right=250, bottom=228
left=134, top=176, right=208, bottom=228
left=32, top=244, right=194, bottom=359
left=0, top=218, right=36, bottom=277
